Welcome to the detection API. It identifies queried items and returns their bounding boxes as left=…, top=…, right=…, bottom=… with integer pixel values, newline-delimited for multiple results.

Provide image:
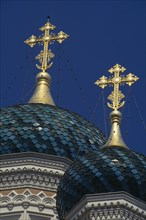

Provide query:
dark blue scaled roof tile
left=56, top=147, right=146, bottom=220
left=0, top=103, right=106, bottom=161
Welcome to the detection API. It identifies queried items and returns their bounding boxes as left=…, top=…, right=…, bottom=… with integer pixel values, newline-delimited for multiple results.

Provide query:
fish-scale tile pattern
left=57, top=147, right=146, bottom=219
left=0, top=104, right=106, bottom=160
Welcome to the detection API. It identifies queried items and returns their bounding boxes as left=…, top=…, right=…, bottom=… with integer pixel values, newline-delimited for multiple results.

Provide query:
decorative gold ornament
left=24, top=20, right=69, bottom=72
left=24, top=19, right=69, bottom=105
left=95, top=64, right=139, bottom=149
left=95, top=64, right=139, bottom=110
left=35, top=49, right=55, bottom=70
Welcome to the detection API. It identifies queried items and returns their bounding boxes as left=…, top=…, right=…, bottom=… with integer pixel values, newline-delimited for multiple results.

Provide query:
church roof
left=0, top=103, right=106, bottom=160
left=56, top=147, right=146, bottom=219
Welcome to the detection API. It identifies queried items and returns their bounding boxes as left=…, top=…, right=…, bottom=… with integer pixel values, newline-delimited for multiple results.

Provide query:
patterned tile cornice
left=0, top=153, right=71, bottom=190
left=0, top=152, right=71, bottom=170
left=65, top=192, right=146, bottom=220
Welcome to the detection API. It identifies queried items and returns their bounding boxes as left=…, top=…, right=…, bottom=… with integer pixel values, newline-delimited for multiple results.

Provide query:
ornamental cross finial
left=24, top=20, right=69, bottom=72
left=95, top=64, right=139, bottom=110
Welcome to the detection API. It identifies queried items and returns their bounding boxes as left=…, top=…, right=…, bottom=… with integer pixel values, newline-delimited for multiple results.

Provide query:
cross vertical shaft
left=42, top=29, right=49, bottom=71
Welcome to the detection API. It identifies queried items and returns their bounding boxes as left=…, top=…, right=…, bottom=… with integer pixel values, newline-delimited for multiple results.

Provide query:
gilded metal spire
left=95, top=64, right=139, bottom=148
left=24, top=19, right=69, bottom=105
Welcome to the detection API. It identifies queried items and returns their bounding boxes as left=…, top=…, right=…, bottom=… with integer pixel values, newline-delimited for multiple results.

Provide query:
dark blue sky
left=0, top=0, right=146, bottom=154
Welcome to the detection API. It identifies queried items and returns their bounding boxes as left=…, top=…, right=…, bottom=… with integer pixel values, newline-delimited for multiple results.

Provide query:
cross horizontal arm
left=121, top=73, right=139, bottom=86
left=24, top=35, right=44, bottom=47
left=95, top=76, right=113, bottom=89
left=50, top=31, right=69, bottom=43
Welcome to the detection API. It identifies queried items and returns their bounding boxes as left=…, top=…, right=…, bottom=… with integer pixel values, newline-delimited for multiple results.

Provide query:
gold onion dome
left=95, top=64, right=139, bottom=148
left=24, top=19, right=69, bottom=105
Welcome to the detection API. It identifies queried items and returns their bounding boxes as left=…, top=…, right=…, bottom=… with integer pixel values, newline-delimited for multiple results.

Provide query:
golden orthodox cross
left=95, top=64, right=139, bottom=110
left=24, top=20, right=69, bottom=72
